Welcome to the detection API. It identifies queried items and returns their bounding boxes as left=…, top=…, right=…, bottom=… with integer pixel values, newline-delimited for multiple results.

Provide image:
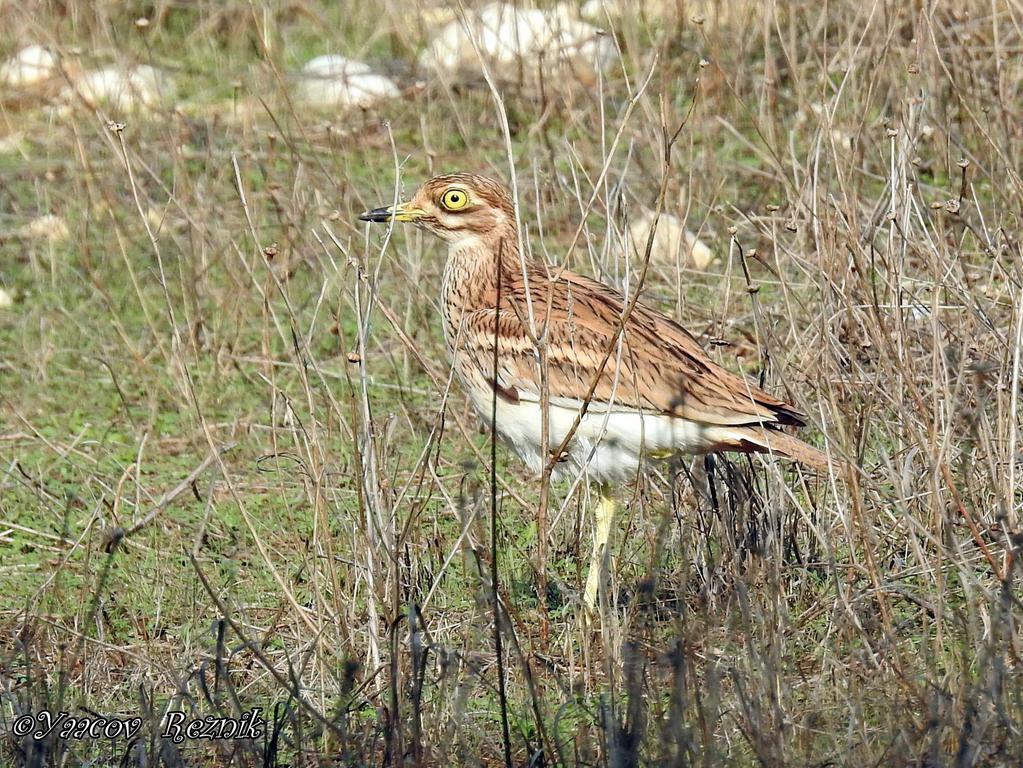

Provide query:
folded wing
left=455, top=264, right=806, bottom=429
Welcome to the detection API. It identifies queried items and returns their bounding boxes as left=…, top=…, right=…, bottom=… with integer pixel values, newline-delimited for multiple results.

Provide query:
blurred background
left=2, top=1, right=1022, bottom=765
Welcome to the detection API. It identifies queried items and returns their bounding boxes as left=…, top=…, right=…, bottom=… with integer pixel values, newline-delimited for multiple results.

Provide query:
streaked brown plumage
left=362, top=173, right=829, bottom=469
left=360, top=172, right=834, bottom=608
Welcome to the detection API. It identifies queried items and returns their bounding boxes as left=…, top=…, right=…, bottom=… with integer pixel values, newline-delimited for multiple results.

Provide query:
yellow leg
left=583, top=483, right=616, bottom=612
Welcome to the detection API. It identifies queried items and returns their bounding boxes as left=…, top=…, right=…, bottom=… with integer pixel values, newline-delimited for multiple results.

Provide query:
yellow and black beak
left=358, top=201, right=422, bottom=223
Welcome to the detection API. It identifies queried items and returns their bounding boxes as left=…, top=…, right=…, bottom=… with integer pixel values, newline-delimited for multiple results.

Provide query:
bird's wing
left=455, top=265, right=805, bottom=428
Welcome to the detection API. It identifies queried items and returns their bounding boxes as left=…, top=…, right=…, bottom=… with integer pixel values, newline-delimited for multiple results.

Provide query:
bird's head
left=359, top=173, right=515, bottom=248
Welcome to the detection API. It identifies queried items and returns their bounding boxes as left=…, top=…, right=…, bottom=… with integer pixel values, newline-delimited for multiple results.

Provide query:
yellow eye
left=440, top=188, right=470, bottom=211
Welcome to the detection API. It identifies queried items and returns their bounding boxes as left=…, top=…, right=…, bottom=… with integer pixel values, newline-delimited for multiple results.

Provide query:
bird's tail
left=715, top=425, right=844, bottom=474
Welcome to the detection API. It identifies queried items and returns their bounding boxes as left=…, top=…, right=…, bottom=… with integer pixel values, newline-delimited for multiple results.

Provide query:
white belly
left=466, top=388, right=713, bottom=484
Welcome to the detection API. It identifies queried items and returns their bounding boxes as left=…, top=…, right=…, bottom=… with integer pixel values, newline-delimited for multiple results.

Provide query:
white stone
left=296, top=54, right=399, bottom=109
left=0, top=287, right=12, bottom=308
left=302, top=54, right=372, bottom=78
left=419, top=2, right=614, bottom=86
left=0, top=45, right=57, bottom=88
left=17, top=214, right=69, bottom=243
left=830, top=128, right=855, bottom=152
left=0, top=132, right=26, bottom=155
left=61, top=65, right=171, bottom=111
left=627, top=210, right=714, bottom=269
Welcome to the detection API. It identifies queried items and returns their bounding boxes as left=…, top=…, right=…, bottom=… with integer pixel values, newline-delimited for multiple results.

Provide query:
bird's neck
left=440, top=229, right=522, bottom=347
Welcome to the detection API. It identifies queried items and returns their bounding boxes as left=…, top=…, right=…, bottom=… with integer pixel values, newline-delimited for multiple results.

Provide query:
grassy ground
left=2, top=1, right=1022, bottom=765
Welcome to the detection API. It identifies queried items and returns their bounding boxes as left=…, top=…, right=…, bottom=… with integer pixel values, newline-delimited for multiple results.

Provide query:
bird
left=359, top=172, right=835, bottom=611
